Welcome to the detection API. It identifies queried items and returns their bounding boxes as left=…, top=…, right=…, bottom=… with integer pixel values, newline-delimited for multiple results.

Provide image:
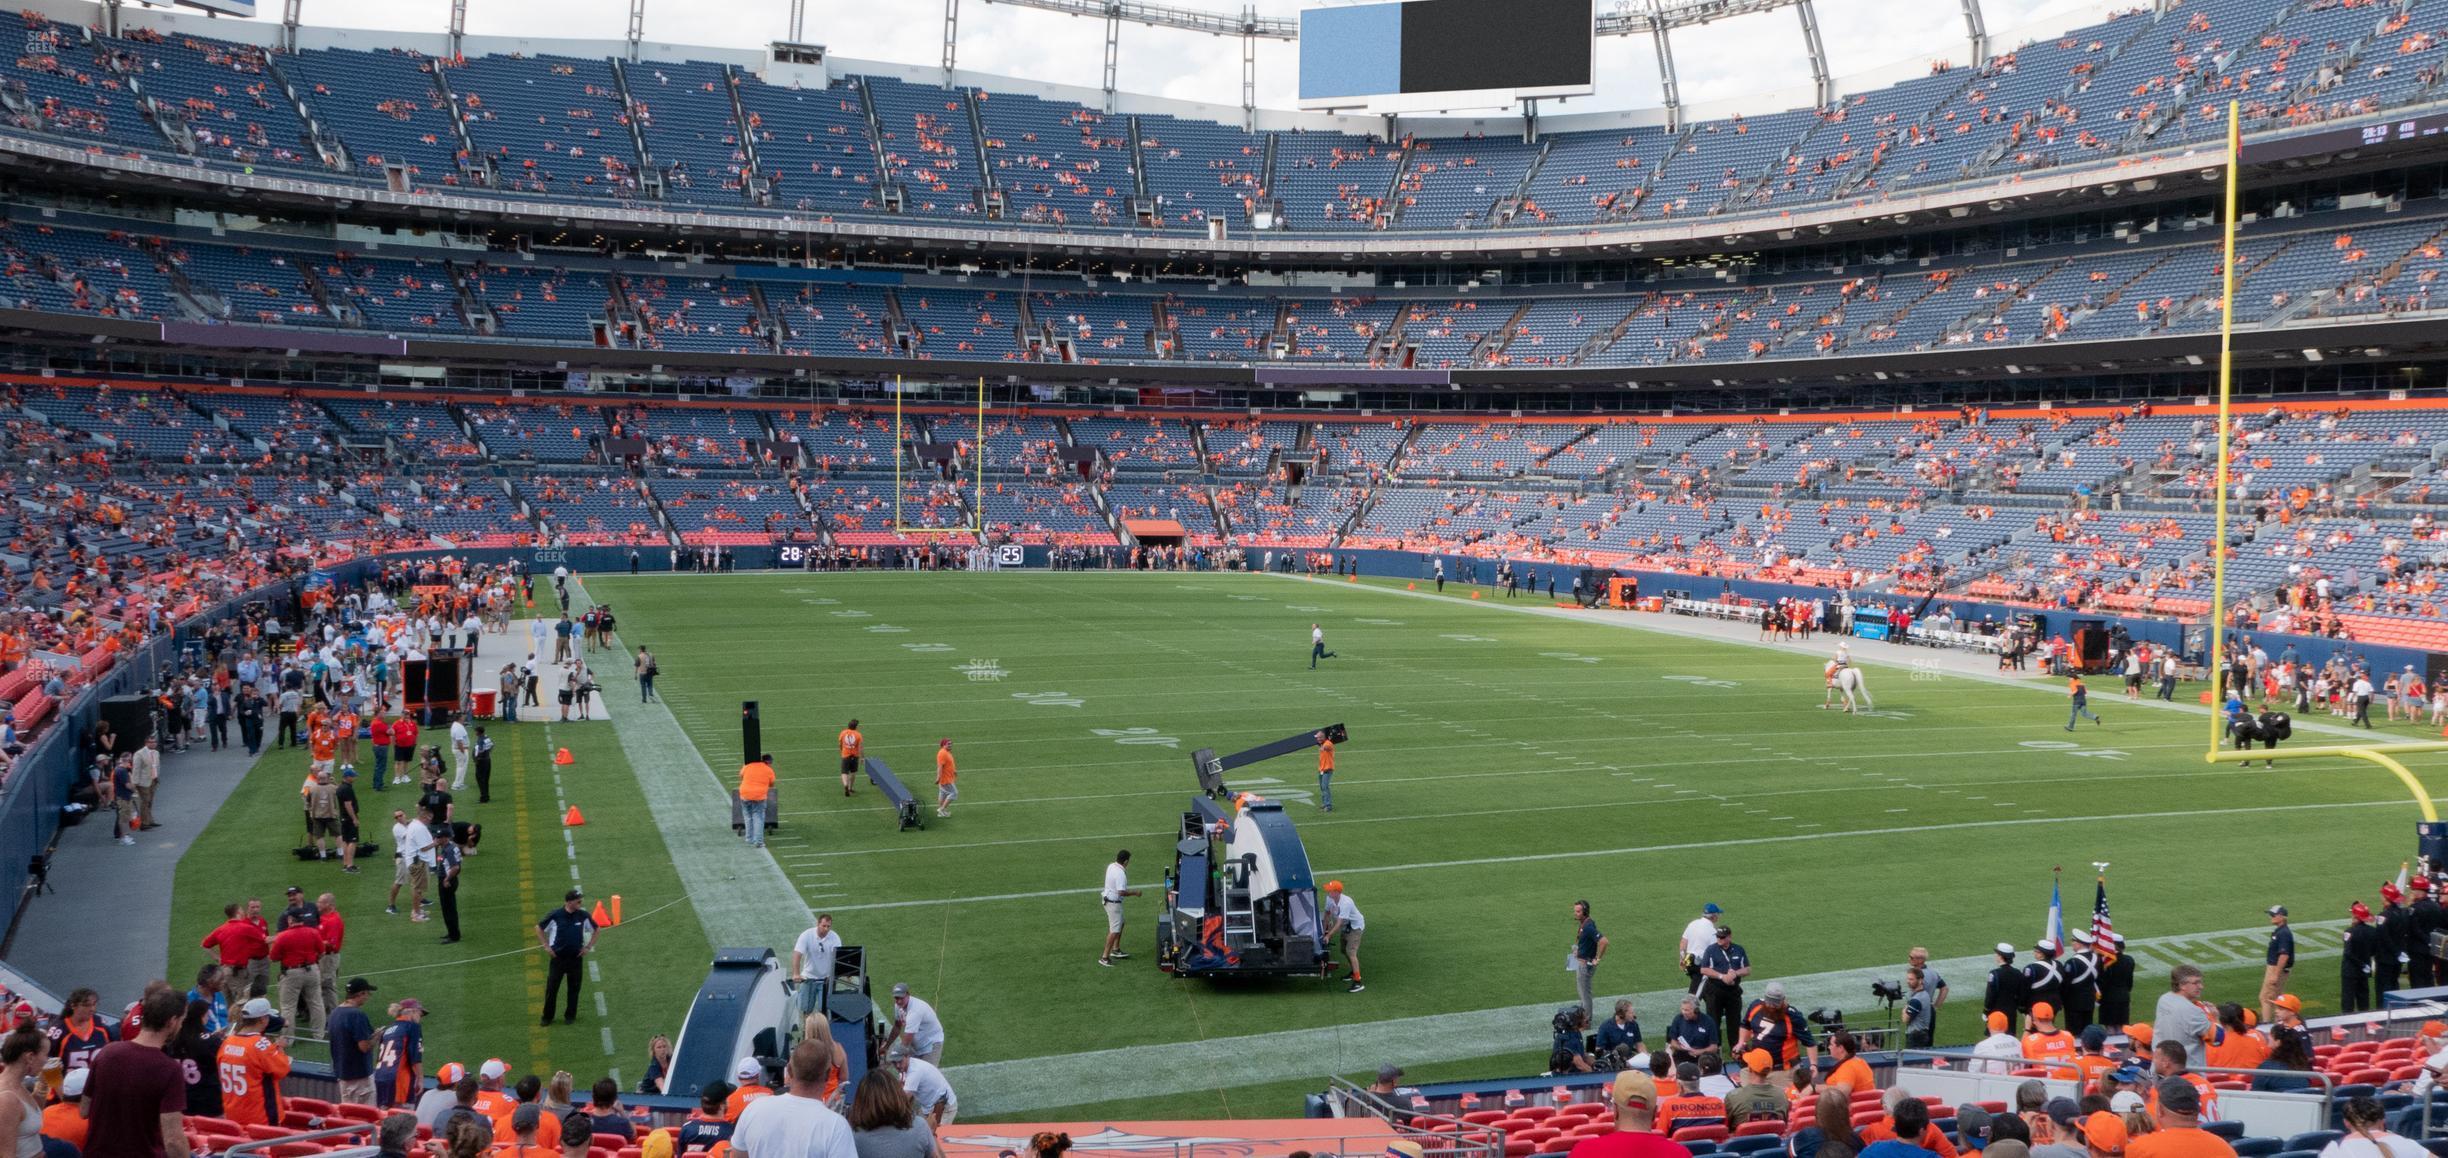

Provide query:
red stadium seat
left=593, top=1135, right=633, bottom=1151
left=287, top=1098, right=337, bottom=1118
left=1536, top=1137, right=1577, bottom=1154
left=266, top=1144, right=325, bottom=1158
left=2346, top=1068, right=2391, bottom=1086
left=327, top=1104, right=383, bottom=1124
left=1515, top=1128, right=1563, bottom=1146
left=1566, top=1104, right=1611, bottom=1119
left=1850, top=1111, right=1887, bottom=1128
left=243, top=1124, right=296, bottom=1141
left=1465, top=1112, right=1509, bottom=1125
left=1505, top=1141, right=1535, bottom=1158
left=1672, top=1126, right=1729, bottom=1144
left=1517, top=1107, right=1560, bottom=1123
left=1736, top=1121, right=1787, bottom=1137
left=1977, top=1102, right=2008, bottom=1115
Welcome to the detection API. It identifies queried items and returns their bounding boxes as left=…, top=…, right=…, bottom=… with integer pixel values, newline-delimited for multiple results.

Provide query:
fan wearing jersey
left=44, top=989, right=112, bottom=1075
left=216, top=999, right=292, bottom=1127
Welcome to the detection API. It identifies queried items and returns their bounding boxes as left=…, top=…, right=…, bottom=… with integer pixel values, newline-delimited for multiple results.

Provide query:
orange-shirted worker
left=2022, top=1003, right=2079, bottom=1075
left=216, top=999, right=293, bottom=1126
left=934, top=738, right=957, bottom=819
left=837, top=719, right=863, bottom=798
left=738, top=754, right=775, bottom=850
left=1315, top=731, right=1336, bottom=813
left=309, top=724, right=338, bottom=775
left=2067, top=674, right=2101, bottom=729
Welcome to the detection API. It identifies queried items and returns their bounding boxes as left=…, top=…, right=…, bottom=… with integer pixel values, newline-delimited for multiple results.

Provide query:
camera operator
left=1550, top=1008, right=1595, bottom=1074
left=1903, top=969, right=1934, bottom=1049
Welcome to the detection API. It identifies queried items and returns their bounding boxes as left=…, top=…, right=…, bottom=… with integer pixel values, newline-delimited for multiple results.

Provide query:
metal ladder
left=1221, top=861, right=1256, bottom=941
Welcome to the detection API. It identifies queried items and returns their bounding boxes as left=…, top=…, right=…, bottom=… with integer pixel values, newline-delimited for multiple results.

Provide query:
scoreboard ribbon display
left=1299, top=0, right=1594, bottom=109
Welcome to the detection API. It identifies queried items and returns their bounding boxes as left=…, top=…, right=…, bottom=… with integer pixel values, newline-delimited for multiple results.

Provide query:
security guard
left=535, top=888, right=598, bottom=1026
left=2261, top=905, right=2296, bottom=1026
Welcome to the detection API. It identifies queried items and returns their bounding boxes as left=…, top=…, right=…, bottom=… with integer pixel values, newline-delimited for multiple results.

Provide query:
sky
left=172, top=0, right=2126, bottom=116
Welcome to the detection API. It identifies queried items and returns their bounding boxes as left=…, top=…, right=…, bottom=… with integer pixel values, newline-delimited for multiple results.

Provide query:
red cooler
left=473, top=689, right=498, bottom=718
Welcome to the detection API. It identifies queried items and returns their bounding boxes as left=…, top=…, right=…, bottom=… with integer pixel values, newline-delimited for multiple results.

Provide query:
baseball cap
left=2107, top=1065, right=2145, bottom=1086
left=397, top=999, right=426, bottom=1016
left=2043, top=1097, right=2081, bottom=1129
left=1326, top=880, right=1345, bottom=894
left=2268, top=904, right=2289, bottom=916
left=1385, top=1143, right=1426, bottom=1158
left=346, top=977, right=377, bottom=995
left=59, top=1070, right=86, bottom=1099
left=2124, top=1023, right=2153, bottom=1045
left=565, top=888, right=584, bottom=902
left=1703, top=903, right=1723, bottom=915
left=2033, top=1002, right=2056, bottom=1020
left=284, top=886, right=303, bottom=896
left=1955, top=1106, right=1993, bottom=1143
left=734, top=1057, right=762, bottom=1082
left=1742, top=1049, right=1773, bottom=1074
left=2274, top=994, right=2302, bottom=1013
left=436, top=1062, right=466, bottom=1085
left=1764, top=981, right=1786, bottom=1000
left=1675, top=1062, right=1701, bottom=1085
left=512, top=1105, right=544, bottom=1133
left=238, top=998, right=273, bottom=1020
left=341, top=767, right=357, bottom=779
left=480, top=1059, right=509, bottom=1080
left=1611, top=1072, right=1657, bottom=1112
left=2155, top=1077, right=2202, bottom=1116
left=2079, top=1025, right=2109, bottom=1049
left=891, top=982, right=912, bottom=997
left=1376, top=1064, right=1404, bottom=1083
left=1988, top=1012, right=2009, bottom=1033
left=2079, top=1111, right=2129, bottom=1153
left=2108, top=1091, right=2147, bottom=1114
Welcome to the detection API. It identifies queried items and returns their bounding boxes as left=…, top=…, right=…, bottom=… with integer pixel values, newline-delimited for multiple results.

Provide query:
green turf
left=178, top=571, right=2447, bottom=1113
left=583, top=570, right=2448, bottom=1079
left=167, top=700, right=712, bottom=1082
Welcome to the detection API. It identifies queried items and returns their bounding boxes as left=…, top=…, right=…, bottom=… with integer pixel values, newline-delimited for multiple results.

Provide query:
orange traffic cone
left=1346, top=574, right=1356, bottom=583
left=608, top=894, right=623, bottom=925
left=563, top=805, right=585, bottom=827
left=592, top=901, right=612, bottom=926
left=1406, top=582, right=1416, bottom=590
left=1470, top=591, right=1481, bottom=600
left=554, top=747, right=574, bottom=766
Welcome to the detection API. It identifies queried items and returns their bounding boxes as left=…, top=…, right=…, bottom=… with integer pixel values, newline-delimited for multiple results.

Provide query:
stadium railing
left=1886, top=1050, right=2335, bottom=1140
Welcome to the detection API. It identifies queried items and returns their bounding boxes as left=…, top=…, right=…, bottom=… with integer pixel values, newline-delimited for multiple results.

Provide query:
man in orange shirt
left=723, top=1058, right=773, bottom=1119
left=2127, top=1077, right=2234, bottom=1158
left=935, top=739, right=958, bottom=819
left=216, top=998, right=293, bottom=1127
left=1824, top=1031, right=1876, bottom=1094
left=838, top=720, right=862, bottom=798
left=2070, top=1026, right=2119, bottom=1093
left=2023, top=1003, right=2079, bottom=1076
left=1316, top=731, right=1336, bottom=813
left=39, top=1068, right=88, bottom=1152
left=737, top=754, right=775, bottom=849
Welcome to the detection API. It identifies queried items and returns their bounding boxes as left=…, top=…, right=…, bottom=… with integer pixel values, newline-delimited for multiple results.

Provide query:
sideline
left=556, top=584, right=816, bottom=954
left=947, top=917, right=2350, bottom=1113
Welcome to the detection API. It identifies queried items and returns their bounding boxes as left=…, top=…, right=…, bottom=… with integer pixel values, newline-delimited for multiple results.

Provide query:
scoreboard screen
left=1299, top=0, right=1594, bottom=111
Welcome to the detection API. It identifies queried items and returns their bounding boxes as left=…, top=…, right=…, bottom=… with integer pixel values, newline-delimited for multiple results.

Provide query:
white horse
left=1835, top=666, right=1873, bottom=713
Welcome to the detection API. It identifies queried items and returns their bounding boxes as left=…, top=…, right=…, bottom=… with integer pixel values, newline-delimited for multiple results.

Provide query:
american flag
left=2091, top=876, right=2116, bottom=945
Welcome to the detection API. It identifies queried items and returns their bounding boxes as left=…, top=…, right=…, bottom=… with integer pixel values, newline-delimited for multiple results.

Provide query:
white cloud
left=204, top=0, right=2117, bottom=118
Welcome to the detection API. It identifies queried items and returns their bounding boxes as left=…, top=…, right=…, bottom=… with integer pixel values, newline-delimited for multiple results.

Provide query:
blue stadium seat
left=2230, top=1139, right=2283, bottom=1158
left=2285, top=1132, right=2343, bottom=1151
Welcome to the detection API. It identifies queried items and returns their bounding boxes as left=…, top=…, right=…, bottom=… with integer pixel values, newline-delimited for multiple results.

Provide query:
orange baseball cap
left=436, top=1062, right=466, bottom=1085
left=2125, top=1023, right=2153, bottom=1045
left=2033, top=1002, right=2056, bottom=1020
left=1988, top=1012, right=2009, bottom=1032
left=1742, top=1049, right=1773, bottom=1073
left=2425, top=1020, right=2448, bottom=1038
left=2080, top=1111, right=2129, bottom=1154
left=2273, top=995, right=2302, bottom=1013
left=1325, top=880, right=1344, bottom=893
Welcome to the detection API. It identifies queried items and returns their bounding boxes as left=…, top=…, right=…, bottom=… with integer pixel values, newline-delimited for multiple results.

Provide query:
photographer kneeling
left=1551, top=1008, right=1596, bottom=1074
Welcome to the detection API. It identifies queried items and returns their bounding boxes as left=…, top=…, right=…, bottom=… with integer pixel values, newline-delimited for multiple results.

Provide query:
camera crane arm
left=1188, top=723, right=1348, bottom=798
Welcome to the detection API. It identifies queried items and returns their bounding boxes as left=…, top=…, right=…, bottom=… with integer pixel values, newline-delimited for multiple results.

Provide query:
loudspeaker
left=97, top=694, right=153, bottom=748
left=742, top=701, right=761, bottom=766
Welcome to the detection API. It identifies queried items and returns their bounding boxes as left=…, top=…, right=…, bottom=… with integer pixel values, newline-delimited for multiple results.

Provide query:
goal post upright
left=892, top=375, right=988, bottom=538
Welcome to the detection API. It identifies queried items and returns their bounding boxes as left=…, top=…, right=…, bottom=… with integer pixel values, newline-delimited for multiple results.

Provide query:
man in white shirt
left=1971, top=1011, right=2023, bottom=1074
left=791, top=914, right=842, bottom=1017
left=449, top=714, right=471, bottom=789
left=892, top=1050, right=957, bottom=1126
left=1325, top=880, right=1366, bottom=993
left=2354, top=670, right=2377, bottom=728
left=385, top=809, right=420, bottom=916
left=729, top=1038, right=856, bottom=1158
left=887, top=984, right=945, bottom=1064
left=1679, top=903, right=1724, bottom=992
left=404, top=807, right=438, bottom=923
left=1099, top=850, right=1140, bottom=967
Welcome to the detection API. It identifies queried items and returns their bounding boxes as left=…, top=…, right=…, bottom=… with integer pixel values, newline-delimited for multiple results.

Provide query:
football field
left=583, top=569, right=2448, bottom=1113
left=169, top=569, right=2448, bottom=1122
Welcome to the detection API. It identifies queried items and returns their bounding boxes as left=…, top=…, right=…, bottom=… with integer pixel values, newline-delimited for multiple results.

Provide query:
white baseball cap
left=735, top=1058, right=762, bottom=1081
left=238, top=998, right=274, bottom=1020
left=480, top=1059, right=509, bottom=1080
left=59, top=1070, right=87, bottom=1098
